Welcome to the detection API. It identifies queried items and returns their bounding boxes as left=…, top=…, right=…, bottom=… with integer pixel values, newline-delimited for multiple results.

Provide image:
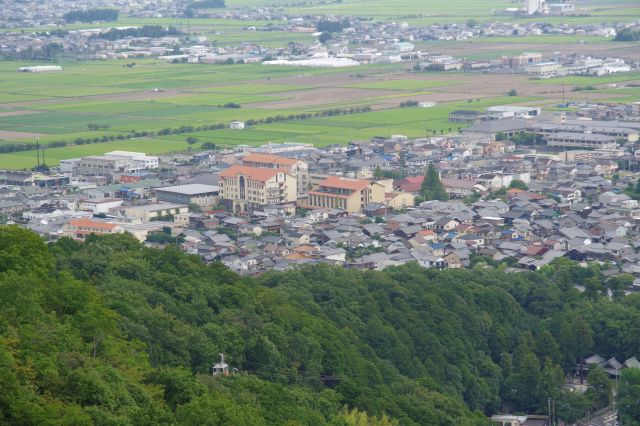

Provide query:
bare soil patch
left=0, top=130, right=46, bottom=140
left=0, top=110, right=43, bottom=117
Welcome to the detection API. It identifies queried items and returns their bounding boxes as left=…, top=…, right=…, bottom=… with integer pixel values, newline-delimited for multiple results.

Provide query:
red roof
left=219, top=165, right=286, bottom=182
left=318, top=176, right=371, bottom=191
left=394, top=176, right=424, bottom=193
left=68, top=218, right=118, bottom=231
left=242, top=153, right=298, bottom=167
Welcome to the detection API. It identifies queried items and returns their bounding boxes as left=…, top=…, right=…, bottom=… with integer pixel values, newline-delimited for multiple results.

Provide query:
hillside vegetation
left=1, top=226, right=639, bottom=424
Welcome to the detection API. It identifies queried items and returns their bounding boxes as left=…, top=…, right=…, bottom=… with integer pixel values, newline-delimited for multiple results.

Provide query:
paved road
left=585, top=409, right=617, bottom=426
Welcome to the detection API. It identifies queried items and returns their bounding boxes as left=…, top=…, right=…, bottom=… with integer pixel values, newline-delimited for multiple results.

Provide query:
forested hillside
left=1, top=226, right=639, bottom=425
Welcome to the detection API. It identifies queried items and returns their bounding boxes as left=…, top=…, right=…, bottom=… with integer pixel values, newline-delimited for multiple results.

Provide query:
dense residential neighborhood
left=2, top=102, right=640, bottom=299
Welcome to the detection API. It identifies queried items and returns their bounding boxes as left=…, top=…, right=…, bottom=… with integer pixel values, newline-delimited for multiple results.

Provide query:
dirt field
left=0, top=110, right=43, bottom=117
left=0, top=130, right=46, bottom=140
left=249, top=87, right=395, bottom=109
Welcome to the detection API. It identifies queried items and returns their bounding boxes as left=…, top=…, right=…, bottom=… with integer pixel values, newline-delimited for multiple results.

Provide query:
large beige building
left=62, top=218, right=124, bottom=241
left=307, top=176, right=386, bottom=213
left=241, top=153, right=309, bottom=194
left=218, top=165, right=297, bottom=213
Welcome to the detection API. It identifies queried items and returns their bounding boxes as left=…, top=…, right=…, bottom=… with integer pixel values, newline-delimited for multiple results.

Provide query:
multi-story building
left=546, top=133, right=618, bottom=150
left=103, top=151, right=159, bottom=171
left=154, top=184, right=220, bottom=208
left=501, top=52, right=542, bottom=69
left=307, top=176, right=386, bottom=213
left=114, top=203, right=189, bottom=222
left=62, top=218, right=124, bottom=241
left=218, top=165, right=297, bottom=213
left=524, top=62, right=567, bottom=79
left=241, top=153, right=309, bottom=194
left=73, top=151, right=158, bottom=176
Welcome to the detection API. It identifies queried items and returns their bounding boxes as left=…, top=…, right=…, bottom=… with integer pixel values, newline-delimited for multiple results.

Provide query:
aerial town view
left=1, top=0, right=640, bottom=424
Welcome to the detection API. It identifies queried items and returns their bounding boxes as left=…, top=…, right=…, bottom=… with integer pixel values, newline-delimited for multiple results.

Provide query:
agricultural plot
left=0, top=53, right=594, bottom=169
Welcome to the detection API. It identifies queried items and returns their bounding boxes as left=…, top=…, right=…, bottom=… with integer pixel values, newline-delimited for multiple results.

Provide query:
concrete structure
left=62, top=218, right=124, bottom=241
left=79, top=198, right=123, bottom=214
left=230, top=120, right=245, bottom=129
left=103, top=151, right=159, bottom=170
left=487, top=105, right=541, bottom=120
left=241, top=152, right=309, bottom=194
left=449, top=110, right=484, bottom=123
left=18, top=65, right=63, bottom=72
left=307, top=176, right=386, bottom=213
left=501, top=53, right=542, bottom=69
left=0, top=171, right=69, bottom=187
left=117, top=203, right=189, bottom=222
left=155, top=184, right=220, bottom=208
left=524, top=62, right=567, bottom=79
left=218, top=165, right=297, bottom=213
left=525, top=0, right=547, bottom=14
left=546, top=132, right=618, bottom=150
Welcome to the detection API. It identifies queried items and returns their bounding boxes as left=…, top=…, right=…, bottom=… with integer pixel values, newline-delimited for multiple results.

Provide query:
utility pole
left=548, top=397, right=552, bottom=426
left=36, top=137, right=40, bottom=168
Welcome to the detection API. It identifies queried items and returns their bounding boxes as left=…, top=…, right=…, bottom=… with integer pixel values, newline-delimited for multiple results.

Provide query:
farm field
left=0, top=49, right=638, bottom=170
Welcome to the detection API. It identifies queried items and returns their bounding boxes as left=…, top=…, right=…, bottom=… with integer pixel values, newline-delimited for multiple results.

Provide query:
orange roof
left=68, top=218, right=118, bottom=231
left=219, top=165, right=286, bottom=182
left=242, top=153, right=298, bottom=167
left=318, top=176, right=370, bottom=191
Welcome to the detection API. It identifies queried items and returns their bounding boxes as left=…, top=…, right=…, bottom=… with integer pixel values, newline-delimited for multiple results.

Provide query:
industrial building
left=486, top=106, right=541, bottom=120
left=0, top=170, right=69, bottom=187
left=73, top=151, right=158, bottom=176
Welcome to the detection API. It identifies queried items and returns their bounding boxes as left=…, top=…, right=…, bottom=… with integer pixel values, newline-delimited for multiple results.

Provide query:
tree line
left=93, top=25, right=182, bottom=41
left=63, top=9, right=118, bottom=23
left=1, top=226, right=639, bottom=424
left=0, top=106, right=373, bottom=157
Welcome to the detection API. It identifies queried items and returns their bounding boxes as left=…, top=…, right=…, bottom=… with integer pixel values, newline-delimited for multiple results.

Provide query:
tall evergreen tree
left=420, top=163, right=448, bottom=201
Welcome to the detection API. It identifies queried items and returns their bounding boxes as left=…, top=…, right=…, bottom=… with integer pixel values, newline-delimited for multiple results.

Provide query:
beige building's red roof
left=318, top=176, right=371, bottom=191
left=242, top=153, right=298, bottom=166
left=68, top=218, right=118, bottom=231
left=219, top=165, right=286, bottom=182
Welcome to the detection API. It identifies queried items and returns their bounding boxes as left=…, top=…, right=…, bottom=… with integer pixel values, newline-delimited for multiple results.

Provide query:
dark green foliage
left=618, top=368, right=640, bottom=424
left=2, top=227, right=640, bottom=424
left=615, top=28, right=640, bottom=42
left=420, top=163, right=448, bottom=201
left=63, top=9, right=118, bottom=23
left=95, top=25, right=181, bottom=40
left=317, top=19, right=350, bottom=33
left=319, top=32, right=332, bottom=44
left=188, top=0, right=226, bottom=8
left=508, top=179, right=528, bottom=190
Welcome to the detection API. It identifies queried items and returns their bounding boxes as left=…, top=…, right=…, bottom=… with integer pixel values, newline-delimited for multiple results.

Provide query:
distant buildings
left=524, top=62, right=567, bottom=79
left=17, top=65, right=63, bottom=72
left=71, top=151, right=158, bottom=176
left=229, top=120, right=245, bottom=129
left=449, top=110, right=484, bottom=123
left=487, top=106, right=541, bottom=120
